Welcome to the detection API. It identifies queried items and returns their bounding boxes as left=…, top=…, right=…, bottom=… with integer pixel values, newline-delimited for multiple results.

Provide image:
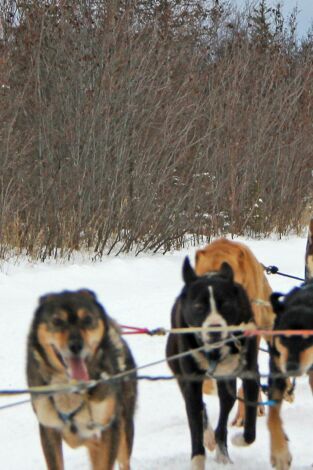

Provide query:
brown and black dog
left=26, top=289, right=137, bottom=470
left=305, top=218, right=313, bottom=282
left=195, top=238, right=275, bottom=425
left=268, top=282, right=313, bottom=470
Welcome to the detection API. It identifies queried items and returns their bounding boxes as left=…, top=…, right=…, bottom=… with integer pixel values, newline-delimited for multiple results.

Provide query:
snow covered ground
left=0, top=236, right=312, bottom=469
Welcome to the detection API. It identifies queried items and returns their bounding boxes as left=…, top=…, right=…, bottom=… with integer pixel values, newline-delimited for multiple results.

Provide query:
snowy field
left=0, top=236, right=312, bottom=470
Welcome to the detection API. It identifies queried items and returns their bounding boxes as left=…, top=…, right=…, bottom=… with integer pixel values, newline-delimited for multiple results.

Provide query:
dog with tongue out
left=26, top=289, right=137, bottom=470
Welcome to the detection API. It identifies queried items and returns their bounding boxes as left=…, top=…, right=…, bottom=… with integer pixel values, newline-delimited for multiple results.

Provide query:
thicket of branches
left=0, top=0, right=312, bottom=259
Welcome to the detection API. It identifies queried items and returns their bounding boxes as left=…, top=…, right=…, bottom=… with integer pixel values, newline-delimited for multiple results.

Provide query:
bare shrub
left=0, top=0, right=312, bottom=259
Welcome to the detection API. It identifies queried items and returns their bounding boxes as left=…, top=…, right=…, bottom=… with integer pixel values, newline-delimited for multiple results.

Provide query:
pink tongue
left=68, top=357, right=89, bottom=381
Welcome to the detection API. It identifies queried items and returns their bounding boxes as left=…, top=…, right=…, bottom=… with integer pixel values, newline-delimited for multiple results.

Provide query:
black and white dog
left=166, top=258, right=259, bottom=469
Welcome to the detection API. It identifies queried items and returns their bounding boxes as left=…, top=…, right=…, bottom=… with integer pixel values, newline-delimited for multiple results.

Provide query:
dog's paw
left=203, top=425, right=216, bottom=451
left=215, top=445, right=233, bottom=465
left=283, top=379, right=295, bottom=403
left=231, top=415, right=244, bottom=427
left=271, top=449, right=292, bottom=470
left=231, top=433, right=249, bottom=447
left=283, top=389, right=295, bottom=404
left=191, top=454, right=205, bottom=470
left=257, top=403, right=265, bottom=417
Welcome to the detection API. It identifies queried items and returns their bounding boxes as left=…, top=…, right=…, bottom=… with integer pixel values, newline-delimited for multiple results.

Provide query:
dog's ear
left=182, top=257, right=197, bottom=285
left=195, top=249, right=205, bottom=264
left=219, top=262, right=234, bottom=282
left=39, top=293, right=57, bottom=305
left=270, top=292, right=285, bottom=315
left=77, top=289, right=97, bottom=301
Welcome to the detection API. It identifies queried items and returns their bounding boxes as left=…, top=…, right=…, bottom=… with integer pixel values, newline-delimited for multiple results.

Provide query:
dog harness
left=53, top=395, right=116, bottom=435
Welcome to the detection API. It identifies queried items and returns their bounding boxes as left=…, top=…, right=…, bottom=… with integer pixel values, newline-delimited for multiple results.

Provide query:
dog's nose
left=68, top=335, right=83, bottom=355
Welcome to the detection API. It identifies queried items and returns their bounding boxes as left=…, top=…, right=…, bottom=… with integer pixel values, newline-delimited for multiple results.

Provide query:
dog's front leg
left=268, top=375, right=292, bottom=470
left=215, top=379, right=236, bottom=464
left=180, top=380, right=206, bottom=470
left=32, top=396, right=64, bottom=429
left=232, top=377, right=258, bottom=446
left=39, top=424, right=64, bottom=470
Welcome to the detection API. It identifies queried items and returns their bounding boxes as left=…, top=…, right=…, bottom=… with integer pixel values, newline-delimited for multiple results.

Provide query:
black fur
left=166, top=258, right=259, bottom=466
left=270, top=281, right=313, bottom=375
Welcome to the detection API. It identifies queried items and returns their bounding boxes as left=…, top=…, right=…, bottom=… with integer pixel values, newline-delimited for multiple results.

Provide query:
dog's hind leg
left=39, top=425, right=64, bottom=470
left=179, top=380, right=206, bottom=470
left=215, top=379, right=236, bottom=464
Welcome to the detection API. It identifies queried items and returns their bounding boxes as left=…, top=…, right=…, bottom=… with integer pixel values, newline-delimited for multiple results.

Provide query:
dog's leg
left=230, top=384, right=245, bottom=427
left=215, top=379, right=236, bottom=464
left=117, top=417, right=133, bottom=470
left=268, top=377, right=292, bottom=470
left=232, top=378, right=258, bottom=446
left=179, top=380, right=206, bottom=470
left=232, top=336, right=259, bottom=446
left=87, top=429, right=117, bottom=470
left=231, top=384, right=265, bottom=428
left=231, top=336, right=264, bottom=427
left=202, top=403, right=216, bottom=452
left=283, top=377, right=295, bottom=403
left=39, top=424, right=64, bottom=470
left=202, top=378, right=217, bottom=395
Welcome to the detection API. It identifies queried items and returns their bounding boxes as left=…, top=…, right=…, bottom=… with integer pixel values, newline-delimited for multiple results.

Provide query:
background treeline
left=0, top=0, right=312, bottom=259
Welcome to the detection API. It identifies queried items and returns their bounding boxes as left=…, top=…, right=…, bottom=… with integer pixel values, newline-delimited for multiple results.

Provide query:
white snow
left=0, top=236, right=312, bottom=469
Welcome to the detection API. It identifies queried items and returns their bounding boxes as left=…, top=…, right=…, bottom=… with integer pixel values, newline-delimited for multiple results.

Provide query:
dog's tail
left=305, top=218, right=313, bottom=282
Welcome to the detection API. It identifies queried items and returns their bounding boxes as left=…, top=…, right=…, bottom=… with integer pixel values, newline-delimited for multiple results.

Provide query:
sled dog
left=268, top=282, right=313, bottom=470
left=166, top=258, right=259, bottom=469
left=195, top=238, right=275, bottom=424
left=27, top=289, right=137, bottom=470
left=195, top=238, right=274, bottom=330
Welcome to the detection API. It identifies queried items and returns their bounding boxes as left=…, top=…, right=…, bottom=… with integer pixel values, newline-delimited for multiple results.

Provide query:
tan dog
left=27, top=289, right=137, bottom=470
left=195, top=238, right=275, bottom=425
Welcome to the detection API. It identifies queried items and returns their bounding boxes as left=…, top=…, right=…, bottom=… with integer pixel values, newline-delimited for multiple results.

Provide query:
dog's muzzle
left=202, top=323, right=226, bottom=344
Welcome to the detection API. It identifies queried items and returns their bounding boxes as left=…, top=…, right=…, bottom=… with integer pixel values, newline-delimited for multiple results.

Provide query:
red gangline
left=120, top=324, right=151, bottom=335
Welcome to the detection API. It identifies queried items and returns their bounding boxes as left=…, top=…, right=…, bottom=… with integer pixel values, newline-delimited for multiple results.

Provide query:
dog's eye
left=81, top=315, right=94, bottom=328
left=51, top=317, right=66, bottom=328
left=193, top=303, right=205, bottom=313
